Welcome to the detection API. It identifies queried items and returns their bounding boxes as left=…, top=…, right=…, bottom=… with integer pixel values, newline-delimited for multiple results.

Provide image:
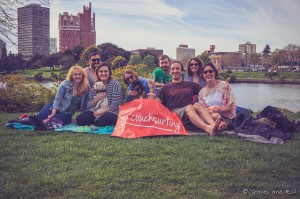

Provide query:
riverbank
left=234, top=78, right=300, bottom=84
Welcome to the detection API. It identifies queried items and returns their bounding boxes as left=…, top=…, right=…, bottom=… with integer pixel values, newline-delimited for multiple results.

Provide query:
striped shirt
left=105, top=79, right=123, bottom=115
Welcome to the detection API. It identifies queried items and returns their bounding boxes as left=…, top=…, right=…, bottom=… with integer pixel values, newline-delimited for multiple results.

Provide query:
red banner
left=111, top=99, right=188, bottom=138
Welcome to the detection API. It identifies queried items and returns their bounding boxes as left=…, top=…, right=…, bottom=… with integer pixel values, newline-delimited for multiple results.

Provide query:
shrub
left=0, top=75, right=58, bottom=113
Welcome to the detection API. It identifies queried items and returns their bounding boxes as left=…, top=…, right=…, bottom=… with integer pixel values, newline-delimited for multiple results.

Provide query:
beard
left=91, top=63, right=99, bottom=69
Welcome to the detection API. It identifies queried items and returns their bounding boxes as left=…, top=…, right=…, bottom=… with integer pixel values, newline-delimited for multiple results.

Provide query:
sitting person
left=184, top=57, right=206, bottom=87
left=76, top=62, right=123, bottom=127
left=148, top=60, right=222, bottom=136
left=197, top=62, right=237, bottom=135
left=123, top=69, right=155, bottom=102
left=19, top=65, right=90, bottom=128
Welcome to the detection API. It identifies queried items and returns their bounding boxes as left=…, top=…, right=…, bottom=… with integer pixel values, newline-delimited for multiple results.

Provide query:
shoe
left=31, top=115, right=47, bottom=130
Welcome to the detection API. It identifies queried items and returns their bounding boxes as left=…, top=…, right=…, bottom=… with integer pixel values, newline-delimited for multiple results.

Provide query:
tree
left=140, top=50, right=158, bottom=65
left=262, top=44, right=271, bottom=54
left=0, top=0, right=50, bottom=46
left=283, top=43, right=300, bottom=66
left=97, top=42, right=131, bottom=62
left=128, top=55, right=142, bottom=65
left=110, top=56, right=127, bottom=69
left=248, top=53, right=261, bottom=67
left=142, top=55, right=156, bottom=69
left=72, top=45, right=84, bottom=63
left=197, top=52, right=211, bottom=64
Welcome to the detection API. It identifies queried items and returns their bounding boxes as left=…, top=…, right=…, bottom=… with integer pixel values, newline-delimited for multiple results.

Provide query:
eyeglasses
left=91, top=58, right=100, bottom=62
left=125, top=75, right=134, bottom=82
left=203, top=69, right=214, bottom=74
left=189, top=63, right=199, bottom=67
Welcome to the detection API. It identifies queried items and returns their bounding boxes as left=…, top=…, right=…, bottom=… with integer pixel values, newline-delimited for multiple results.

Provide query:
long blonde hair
left=66, top=65, right=90, bottom=96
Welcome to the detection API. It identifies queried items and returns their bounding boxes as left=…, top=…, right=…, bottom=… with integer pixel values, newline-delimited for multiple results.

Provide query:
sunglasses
left=203, top=69, right=214, bottom=74
left=125, top=75, right=134, bottom=82
left=189, top=63, right=199, bottom=67
left=91, top=58, right=100, bottom=62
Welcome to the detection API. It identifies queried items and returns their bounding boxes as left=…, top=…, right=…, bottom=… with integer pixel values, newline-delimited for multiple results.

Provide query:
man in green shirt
left=152, top=54, right=172, bottom=87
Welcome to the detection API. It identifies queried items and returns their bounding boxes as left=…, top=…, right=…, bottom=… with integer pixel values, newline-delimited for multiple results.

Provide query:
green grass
left=16, top=67, right=68, bottom=78
left=229, top=71, right=300, bottom=80
left=1, top=113, right=300, bottom=198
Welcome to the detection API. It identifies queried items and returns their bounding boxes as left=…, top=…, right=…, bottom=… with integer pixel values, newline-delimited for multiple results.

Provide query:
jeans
left=36, top=101, right=72, bottom=125
left=76, top=111, right=118, bottom=126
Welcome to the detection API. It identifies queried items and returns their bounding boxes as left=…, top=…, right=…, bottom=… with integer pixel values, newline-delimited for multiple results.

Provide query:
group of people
left=27, top=52, right=237, bottom=136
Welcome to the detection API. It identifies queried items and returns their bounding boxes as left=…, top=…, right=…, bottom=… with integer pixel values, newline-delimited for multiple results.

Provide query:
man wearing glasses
left=84, top=52, right=102, bottom=86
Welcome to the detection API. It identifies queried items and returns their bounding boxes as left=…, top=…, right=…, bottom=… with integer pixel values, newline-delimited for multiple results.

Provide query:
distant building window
left=63, top=20, right=66, bottom=26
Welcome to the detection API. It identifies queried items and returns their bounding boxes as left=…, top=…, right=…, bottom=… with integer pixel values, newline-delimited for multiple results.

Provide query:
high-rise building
left=0, top=39, right=6, bottom=58
left=18, top=3, right=50, bottom=59
left=239, top=42, right=256, bottom=54
left=50, top=38, right=57, bottom=54
left=59, top=2, right=96, bottom=52
left=176, top=44, right=195, bottom=66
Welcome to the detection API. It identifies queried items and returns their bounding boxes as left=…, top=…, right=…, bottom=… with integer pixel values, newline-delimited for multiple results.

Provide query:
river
left=1, top=82, right=299, bottom=113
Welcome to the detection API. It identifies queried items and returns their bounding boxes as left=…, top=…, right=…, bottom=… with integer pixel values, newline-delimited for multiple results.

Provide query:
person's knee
left=185, top=105, right=196, bottom=116
left=193, top=102, right=204, bottom=110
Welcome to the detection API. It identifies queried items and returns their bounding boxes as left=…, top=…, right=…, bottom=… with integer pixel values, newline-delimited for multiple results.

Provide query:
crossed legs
left=185, top=103, right=221, bottom=136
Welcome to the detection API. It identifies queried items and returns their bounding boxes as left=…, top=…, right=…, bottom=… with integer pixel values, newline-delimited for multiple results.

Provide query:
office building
left=131, top=47, right=163, bottom=57
left=0, top=39, right=6, bottom=58
left=18, top=3, right=50, bottom=59
left=176, top=44, right=195, bottom=66
left=59, top=2, right=96, bottom=52
left=50, top=38, right=57, bottom=54
left=239, top=42, right=256, bottom=54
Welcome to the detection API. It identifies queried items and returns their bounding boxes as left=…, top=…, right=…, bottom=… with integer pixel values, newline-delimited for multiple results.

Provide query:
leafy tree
left=142, top=55, right=156, bottom=69
left=128, top=55, right=143, bottom=65
left=140, top=51, right=159, bottom=65
left=248, top=53, right=261, bottom=67
left=58, top=55, right=75, bottom=69
left=197, top=52, right=211, bottom=64
left=110, top=56, right=127, bottom=69
left=262, top=44, right=271, bottom=54
left=72, top=45, right=84, bottom=63
left=1, top=45, right=7, bottom=58
left=283, top=43, right=300, bottom=66
left=98, top=42, right=131, bottom=62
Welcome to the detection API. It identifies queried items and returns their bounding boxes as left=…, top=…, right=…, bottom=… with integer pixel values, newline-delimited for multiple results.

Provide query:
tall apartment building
left=239, top=42, right=256, bottom=66
left=0, top=39, right=6, bottom=58
left=239, top=42, right=256, bottom=54
left=18, top=4, right=50, bottom=59
left=50, top=38, right=57, bottom=54
left=176, top=44, right=195, bottom=66
left=59, top=2, right=96, bottom=52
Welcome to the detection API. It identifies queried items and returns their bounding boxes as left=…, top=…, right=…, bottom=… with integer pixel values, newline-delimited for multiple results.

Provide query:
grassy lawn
left=16, top=67, right=68, bottom=78
left=0, top=113, right=299, bottom=198
left=229, top=71, right=300, bottom=80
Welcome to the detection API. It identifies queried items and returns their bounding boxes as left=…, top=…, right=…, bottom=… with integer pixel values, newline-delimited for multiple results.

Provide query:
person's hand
left=148, top=79, right=155, bottom=89
left=95, top=92, right=106, bottom=102
left=47, top=113, right=54, bottom=119
left=93, top=108, right=107, bottom=117
left=208, top=106, right=221, bottom=113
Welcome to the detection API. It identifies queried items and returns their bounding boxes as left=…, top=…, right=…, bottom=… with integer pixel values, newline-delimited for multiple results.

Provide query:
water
left=231, top=83, right=300, bottom=112
left=3, top=82, right=300, bottom=113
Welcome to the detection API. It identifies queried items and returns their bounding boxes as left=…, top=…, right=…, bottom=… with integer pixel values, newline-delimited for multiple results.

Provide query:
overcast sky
left=10, top=0, right=300, bottom=59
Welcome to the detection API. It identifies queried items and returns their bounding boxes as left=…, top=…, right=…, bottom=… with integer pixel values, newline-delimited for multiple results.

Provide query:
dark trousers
left=36, top=102, right=72, bottom=125
left=76, top=111, right=118, bottom=126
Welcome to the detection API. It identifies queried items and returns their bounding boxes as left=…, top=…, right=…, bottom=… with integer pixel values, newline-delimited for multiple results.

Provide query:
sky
left=9, top=0, right=300, bottom=59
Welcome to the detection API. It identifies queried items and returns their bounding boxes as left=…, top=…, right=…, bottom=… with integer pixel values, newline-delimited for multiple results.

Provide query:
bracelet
left=147, top=93, right=156, bottom=97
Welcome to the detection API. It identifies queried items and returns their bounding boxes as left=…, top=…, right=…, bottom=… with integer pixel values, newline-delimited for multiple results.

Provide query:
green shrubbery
left=0, top=75, right=58, bottom=113
left=0, top=64, right=153, bottom=113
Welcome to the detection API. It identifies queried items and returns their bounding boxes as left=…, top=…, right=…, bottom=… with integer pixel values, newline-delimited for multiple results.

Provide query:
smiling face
left=170, top=62, right=184, bottom=82
left=124, top=73, right=136, bottom=85
left=97, top=66, right=110, bottom=83
left=90, top=54, right=101, bottom=70
left=202, top=65, right=216, bottom=82
left=159, top=58, right=170, bottom=73
left=72, top=68, right=83, bottom=84
left=189, top=60, right=200, bottom=73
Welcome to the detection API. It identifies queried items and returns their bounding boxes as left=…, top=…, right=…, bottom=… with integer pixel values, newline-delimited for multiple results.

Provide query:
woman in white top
left=197, top=62, right=236, bottom=135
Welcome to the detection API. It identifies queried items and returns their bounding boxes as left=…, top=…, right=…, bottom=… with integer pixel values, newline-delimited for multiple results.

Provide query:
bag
left=111, top=99, right=188, bottom=138
left=258, top=106, right=296, bottom=133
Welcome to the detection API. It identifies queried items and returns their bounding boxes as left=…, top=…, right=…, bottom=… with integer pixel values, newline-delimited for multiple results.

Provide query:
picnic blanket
left=5, top=122, right=114, bottom=135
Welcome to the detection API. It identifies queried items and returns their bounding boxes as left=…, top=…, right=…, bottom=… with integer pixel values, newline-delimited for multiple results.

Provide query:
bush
left=0, top=75, right=58, bottom=113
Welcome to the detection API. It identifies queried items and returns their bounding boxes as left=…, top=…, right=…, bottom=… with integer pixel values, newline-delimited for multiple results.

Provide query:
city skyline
left=8, top=0, right=300, bottom=59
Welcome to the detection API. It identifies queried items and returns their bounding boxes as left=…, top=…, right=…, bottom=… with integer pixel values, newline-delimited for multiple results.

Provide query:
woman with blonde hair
left=30, top=65, right=90, bottom=127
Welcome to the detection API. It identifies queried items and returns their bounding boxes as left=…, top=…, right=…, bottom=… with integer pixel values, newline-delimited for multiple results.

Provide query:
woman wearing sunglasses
left=197, top=62, right=236, bottom=135
left=184, top=57, right=206, bottom=87
left=123, top=69, right=155, bottom=102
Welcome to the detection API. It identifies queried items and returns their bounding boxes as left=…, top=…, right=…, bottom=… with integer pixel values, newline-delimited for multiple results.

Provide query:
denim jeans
left=36, top=101, right=72, bottom=125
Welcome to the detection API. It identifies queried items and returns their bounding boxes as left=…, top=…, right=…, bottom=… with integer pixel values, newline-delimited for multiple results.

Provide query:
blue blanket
left=5, top=122, right=114, bottom=135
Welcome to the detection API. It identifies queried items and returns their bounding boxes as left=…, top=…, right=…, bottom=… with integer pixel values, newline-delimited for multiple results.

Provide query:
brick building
left=59, top=2, right=96, bottom=52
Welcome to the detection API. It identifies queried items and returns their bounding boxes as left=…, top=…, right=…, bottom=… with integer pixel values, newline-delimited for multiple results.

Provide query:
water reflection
left=231, top=83, right=300, bottom=112
left=38, top=82, right=300, bottom=113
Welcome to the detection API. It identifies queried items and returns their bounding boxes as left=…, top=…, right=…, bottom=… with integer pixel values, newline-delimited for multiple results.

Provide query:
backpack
left=258, top=106, right=296, bottom=134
